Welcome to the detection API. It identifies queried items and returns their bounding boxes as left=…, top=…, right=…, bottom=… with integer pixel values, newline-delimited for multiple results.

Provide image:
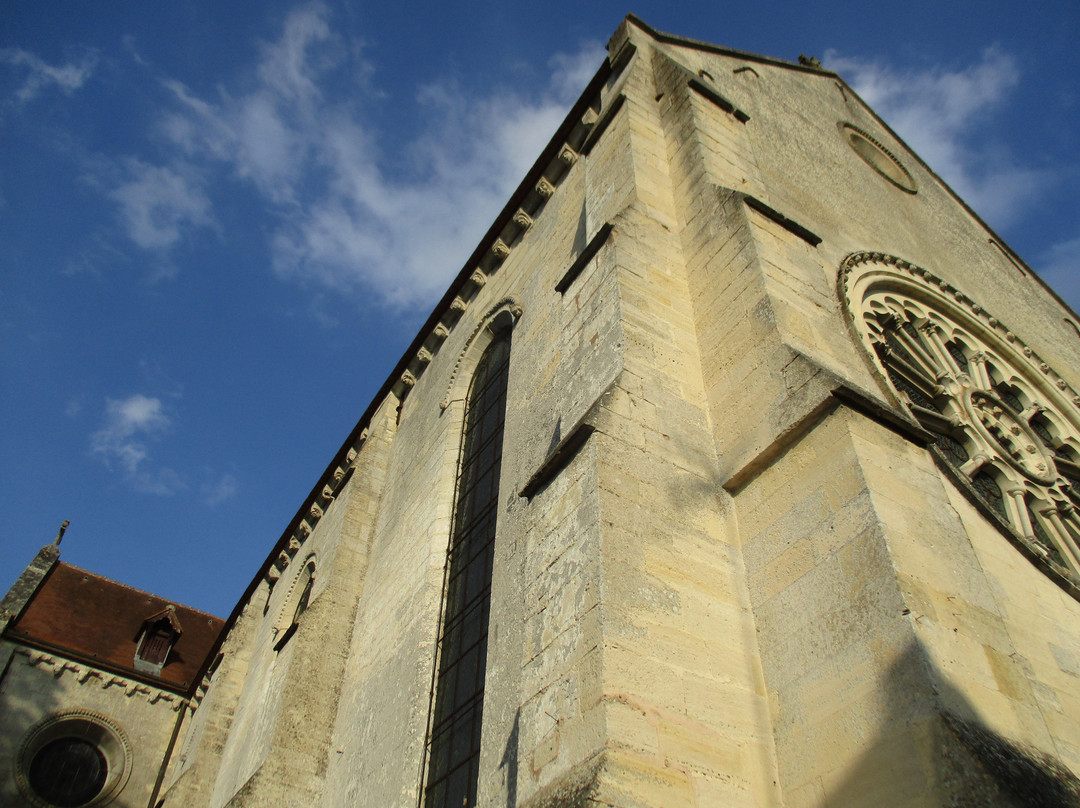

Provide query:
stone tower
left=123, top=15, right=1080, bottom=808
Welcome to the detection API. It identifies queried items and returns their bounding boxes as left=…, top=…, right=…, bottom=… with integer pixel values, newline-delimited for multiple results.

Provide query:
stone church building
left=4, top=14, right=1080, bottom=808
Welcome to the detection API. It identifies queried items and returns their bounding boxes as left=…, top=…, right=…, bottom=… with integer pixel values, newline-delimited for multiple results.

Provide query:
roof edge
left=623, top=13, right=839, bottom=77
left=54, top=562, right=225, bottom=624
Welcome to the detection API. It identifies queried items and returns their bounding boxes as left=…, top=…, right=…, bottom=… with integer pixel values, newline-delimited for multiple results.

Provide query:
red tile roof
left=5, top=563, right=224, bottom=692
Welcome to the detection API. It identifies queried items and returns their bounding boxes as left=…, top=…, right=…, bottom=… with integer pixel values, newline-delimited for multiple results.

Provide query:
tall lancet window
left=425, top=328, right=511, bottom=808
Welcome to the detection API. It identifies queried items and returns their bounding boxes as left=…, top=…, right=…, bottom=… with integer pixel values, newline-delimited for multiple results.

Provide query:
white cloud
left=201, top=471, right=239, bottom=506
left=108, top=160, right=212, bottom=250
left=91, top=394, right=183, bottom=494
left=255, top=2, right=333, bottom=105
left=548, top=41, right=608, bottom=104
left=136, top=3, right=604, bottom=307
left=91, top=394, right=169, bottom=473
left=825, top=47, right=1045, bottom=225
left=0, top=47, right=96, bottom=103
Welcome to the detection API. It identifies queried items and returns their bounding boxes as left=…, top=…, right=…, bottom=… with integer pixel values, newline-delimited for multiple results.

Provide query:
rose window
left=840, top=253, right=1080, bottom=583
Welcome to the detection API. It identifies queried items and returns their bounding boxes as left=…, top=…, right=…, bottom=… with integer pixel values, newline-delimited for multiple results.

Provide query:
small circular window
left=841, top=123, right=917, bottom=193
left=16, top=712, right=131, bottom=807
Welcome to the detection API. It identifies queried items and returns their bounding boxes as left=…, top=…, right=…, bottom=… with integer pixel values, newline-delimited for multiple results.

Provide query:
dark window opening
left=933, top=431, right=970, bottom=465
left=993, top=382, right=1024, bottom=414
left=1030, top=415, right=1055, bottom=448
left=971, top=471, right=1006, bottom=518
left=882, top=361, right=939, bottom=412
left=1028, top=504, right=1066, bottom=567
left=945, top=339, right=969, bottom=373
left=425, top=330, right=511, bottom=808
left=135, top=608, right=182, bottom=671
left=29, top=737, right=107, bottom=807
left=293, top=567, right=314, bottom=624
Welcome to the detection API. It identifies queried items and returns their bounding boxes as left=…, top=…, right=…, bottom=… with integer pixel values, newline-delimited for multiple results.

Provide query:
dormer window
left=134, top=605, right=182, bottom=674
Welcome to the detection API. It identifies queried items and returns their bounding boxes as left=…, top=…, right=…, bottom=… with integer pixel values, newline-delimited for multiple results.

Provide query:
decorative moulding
left=17, top=649, right=182, bottom=708
left=440, top=298, right=523, bottom=411
left=491, top=240, right=511, bottom=260
left=839, top=123, right=917, bottom=194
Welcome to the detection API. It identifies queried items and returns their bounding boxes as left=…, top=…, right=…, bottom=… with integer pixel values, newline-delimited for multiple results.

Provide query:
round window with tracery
left=16, top=711, right=131, bottom=808
left=840, top=252, right=1080, bottom=588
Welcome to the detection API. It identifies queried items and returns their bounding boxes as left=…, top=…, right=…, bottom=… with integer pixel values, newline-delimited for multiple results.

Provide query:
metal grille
left=933, top=432, right=970, bottom=465
left=971, top=471, right=1006, bottom=517
left=425, top=332, right=511, bottom=808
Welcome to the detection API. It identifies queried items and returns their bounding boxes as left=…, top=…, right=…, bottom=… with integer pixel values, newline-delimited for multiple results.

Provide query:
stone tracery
left=841, top=253, right=1080, bottom=581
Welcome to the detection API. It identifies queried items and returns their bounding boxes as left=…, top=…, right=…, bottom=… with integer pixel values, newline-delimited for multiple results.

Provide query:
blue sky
left=2, top=2, right=1078, bottom=617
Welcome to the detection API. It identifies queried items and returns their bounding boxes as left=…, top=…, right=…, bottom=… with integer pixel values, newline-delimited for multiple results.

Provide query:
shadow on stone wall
left=0, top=647, right=63, bottom=803
left=500, top=708, right=520, bottom=808
left=825, top=640, right=1080, bottom=808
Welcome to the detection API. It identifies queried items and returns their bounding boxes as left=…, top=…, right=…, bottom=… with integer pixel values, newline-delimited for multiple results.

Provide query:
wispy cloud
left=201, top=471, right=239, bottom=506
left=90, top=394, right=184, bottom=494
left=108, top=159, right=213, bottom=250
left=548, top=41, right=608, bottom=103
left=825, top=46, right=1045, bottom=226
left=118, top=2, right=603, bottom=307
left=0, top=47, right=96, bottom=103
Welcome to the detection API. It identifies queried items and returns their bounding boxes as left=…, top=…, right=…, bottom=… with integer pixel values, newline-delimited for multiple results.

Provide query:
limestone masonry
left=4, top=15, right=1080, bottom=808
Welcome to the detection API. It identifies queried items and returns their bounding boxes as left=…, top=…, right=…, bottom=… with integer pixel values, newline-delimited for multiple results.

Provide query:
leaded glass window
left=424, top=328, right=511, bottom=808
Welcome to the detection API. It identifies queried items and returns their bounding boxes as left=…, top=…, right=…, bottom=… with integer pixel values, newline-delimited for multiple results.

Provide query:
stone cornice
left=13, top=646, right=185, bottom=709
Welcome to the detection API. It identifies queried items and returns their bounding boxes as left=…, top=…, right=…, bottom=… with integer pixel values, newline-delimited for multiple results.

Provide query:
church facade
left=5, top=15, right=1080, bottom=808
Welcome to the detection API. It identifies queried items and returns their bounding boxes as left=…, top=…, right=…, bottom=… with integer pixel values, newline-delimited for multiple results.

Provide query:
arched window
left=424, top=327, right=512, bottom=808
left=274, top=557, right=315, bottom=651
